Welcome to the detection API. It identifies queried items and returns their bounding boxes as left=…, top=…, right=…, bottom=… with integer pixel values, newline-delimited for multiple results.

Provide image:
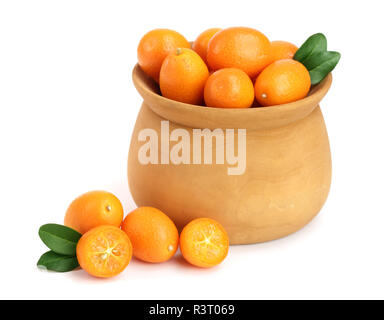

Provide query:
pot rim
left=132, top=64, right=332, bottom=130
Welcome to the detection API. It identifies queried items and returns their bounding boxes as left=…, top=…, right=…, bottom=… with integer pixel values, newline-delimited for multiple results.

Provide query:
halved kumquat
left=180, top=218, right=229, bottom=268
left=76, top=225, right=132, bottom=278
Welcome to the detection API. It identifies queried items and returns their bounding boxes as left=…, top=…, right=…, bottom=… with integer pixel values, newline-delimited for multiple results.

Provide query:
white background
left=1, top=0, right=383, bottom=300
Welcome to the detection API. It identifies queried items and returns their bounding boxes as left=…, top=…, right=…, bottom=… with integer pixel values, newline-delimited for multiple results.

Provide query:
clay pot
left=128, top=64, right=332, bottom=244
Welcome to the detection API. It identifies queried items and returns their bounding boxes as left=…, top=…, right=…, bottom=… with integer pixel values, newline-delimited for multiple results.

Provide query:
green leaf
left=307, top=51, right=341, bottom=85
left=37, top=251, right=79, bottom=272
left=294, top=33, right=327, bottom=64
left=294, top=33, right=341, bottom=85
left=39, top=224, right=81, bottom=256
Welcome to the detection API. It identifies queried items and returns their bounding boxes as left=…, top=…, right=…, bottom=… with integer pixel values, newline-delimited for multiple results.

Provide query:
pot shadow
left=230, top=210, right=327, bottom=253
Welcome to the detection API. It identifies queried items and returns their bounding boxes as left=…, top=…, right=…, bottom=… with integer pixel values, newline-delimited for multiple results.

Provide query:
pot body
left=128, top=102, right=331, bottom=244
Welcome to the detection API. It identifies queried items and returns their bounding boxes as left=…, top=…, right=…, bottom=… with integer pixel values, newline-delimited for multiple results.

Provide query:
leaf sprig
left=294, top=33, right=341, bottom=85
left=37, top=224, right=81, bottom=272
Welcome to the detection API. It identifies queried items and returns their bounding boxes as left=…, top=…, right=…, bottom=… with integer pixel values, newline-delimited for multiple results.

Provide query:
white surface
left=1, top=0, right=383, bottom=300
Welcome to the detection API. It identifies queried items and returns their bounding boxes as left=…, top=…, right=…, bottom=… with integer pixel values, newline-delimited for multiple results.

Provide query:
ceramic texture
left=128, top=64, right=332, bottom=244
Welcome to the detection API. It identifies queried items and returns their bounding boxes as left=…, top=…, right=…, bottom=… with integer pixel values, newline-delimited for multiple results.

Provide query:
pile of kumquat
left=137, top=27, right=340, bottom=108
left=37, top=191, right=229, bottom=278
